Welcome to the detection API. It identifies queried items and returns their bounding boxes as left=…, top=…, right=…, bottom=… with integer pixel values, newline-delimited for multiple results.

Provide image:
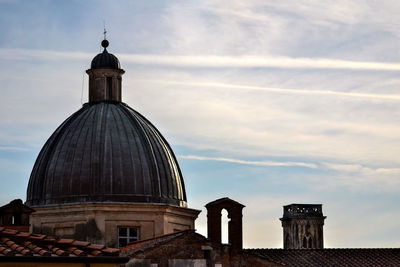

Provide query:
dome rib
left=123, top=105, right=186, bottom=201
left=28, top=106, right=88, bottom=205
left=118, top=104, right=160, bottom=197
left=27, top=102, right=187, bottom=207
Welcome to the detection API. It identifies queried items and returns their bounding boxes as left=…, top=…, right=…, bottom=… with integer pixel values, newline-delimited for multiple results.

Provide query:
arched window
left=221, top=209, right=229, bottom=244
left=308, top=236, right=313, bottom=248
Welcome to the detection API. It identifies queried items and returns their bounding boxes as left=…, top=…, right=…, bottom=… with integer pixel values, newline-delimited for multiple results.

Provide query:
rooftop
left=0, top=227, right=128, bottom=264
left=247, top=248, right=400, bottom=266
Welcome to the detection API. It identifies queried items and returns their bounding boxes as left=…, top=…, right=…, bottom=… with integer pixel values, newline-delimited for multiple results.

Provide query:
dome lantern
left=86, top=39, right=125, bottom=103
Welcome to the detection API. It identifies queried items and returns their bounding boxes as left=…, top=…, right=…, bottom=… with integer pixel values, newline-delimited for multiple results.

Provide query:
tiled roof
left=246, top=248, right=400, bottom=266
left=121, top=229, right=195, bottom=254
left=0, top=227, right=128, bottom=263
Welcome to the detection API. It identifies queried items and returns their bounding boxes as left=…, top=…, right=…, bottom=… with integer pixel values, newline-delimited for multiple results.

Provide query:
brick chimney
left=205, top=198, right=245, bottom=254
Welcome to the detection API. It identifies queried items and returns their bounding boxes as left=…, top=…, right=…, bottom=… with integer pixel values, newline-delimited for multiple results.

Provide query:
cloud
left=179, top=155, right=317, bottom=168
left=321, top=162, right=400, bottom=175
left=182, top=154, right=400, bottom=176
left=123, top=54, right=400, bottom=71
left=3, top=48, right=400, bottom=72
left=0, top=146, right=29, bottom=152
left=134, top=79, right=400, bottom=102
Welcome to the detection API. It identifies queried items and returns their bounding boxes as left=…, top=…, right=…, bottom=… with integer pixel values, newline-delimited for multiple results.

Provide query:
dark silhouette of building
left=0, top=199, right=34, bottom=232
left=206, top=198, right=244, bottom=255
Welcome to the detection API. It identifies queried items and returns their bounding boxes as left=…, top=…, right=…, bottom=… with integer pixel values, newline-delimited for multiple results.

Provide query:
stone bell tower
left=280, top=204, right=326, bottom=249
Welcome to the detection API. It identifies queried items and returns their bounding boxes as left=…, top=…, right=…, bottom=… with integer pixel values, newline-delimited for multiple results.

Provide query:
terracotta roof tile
left=67, top=246, right=86, bottom=256
left=0, top=246, right=13, bottom=256
left=72, top=240, right=90, bottom=247
left=0, top=227, right=127, bottom=263
left=87, top=244, right=105, bottom=250
left=102, top=247, right=120, bottom=254
left=15, top=232, right=31, bottom=238
left=49, top=246, right=68, bottom=256
left=89, top=250, right=103, bottom=256
left=57, top=238, right=74, bottom=245
left=2, top=229, right=17, bottom=235
left=29, top=233, right=46, bottom=240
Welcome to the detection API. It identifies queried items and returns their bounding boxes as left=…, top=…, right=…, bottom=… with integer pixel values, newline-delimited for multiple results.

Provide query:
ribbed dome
left=91, top=49, right=120, bottom=69
left=26, top=102, right=187, bottom=207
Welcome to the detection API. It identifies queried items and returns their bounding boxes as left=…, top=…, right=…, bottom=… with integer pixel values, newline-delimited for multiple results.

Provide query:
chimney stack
left=205, top=198, right=245, bottom=254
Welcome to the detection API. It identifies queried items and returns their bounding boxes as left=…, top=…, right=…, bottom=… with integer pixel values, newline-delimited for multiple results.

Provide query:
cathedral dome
left=27, top=102, right=186, bottom=207
left=26, top=40, right=187, bottom=207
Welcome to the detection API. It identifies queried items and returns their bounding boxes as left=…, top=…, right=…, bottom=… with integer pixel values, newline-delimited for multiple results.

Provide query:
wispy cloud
left=0, top=49, right=90, bottom=61
left=321, top=162, right=400, bottom=175
left=123, top=54, right=400, bottom=71
left=2, top=48, right=400, bottom=72
left=180, top=154, right=400, bottom=177
left=180, top=155, right=317, bottom=168
left=134, top=79, right=400, bottom=101
left=0, top=145, right=29, bottom=152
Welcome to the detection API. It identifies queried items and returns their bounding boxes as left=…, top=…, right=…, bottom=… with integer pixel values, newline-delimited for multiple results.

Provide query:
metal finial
left=103, top=20, right=107, bottom=40
left=101, top=21, right=109, bottom=49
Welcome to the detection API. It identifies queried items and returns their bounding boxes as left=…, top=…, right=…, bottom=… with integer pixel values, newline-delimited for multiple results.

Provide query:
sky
left=0, top=0, right=400, bottom=248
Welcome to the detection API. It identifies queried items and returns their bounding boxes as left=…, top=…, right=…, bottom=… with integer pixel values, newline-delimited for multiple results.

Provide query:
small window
left=106, top=77, right=112, bottom=100
left=118, top=227, right=139, bottom=248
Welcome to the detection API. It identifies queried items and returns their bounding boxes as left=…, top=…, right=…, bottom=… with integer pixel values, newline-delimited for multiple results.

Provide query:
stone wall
left=30, top=203, right=200, bottom=247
